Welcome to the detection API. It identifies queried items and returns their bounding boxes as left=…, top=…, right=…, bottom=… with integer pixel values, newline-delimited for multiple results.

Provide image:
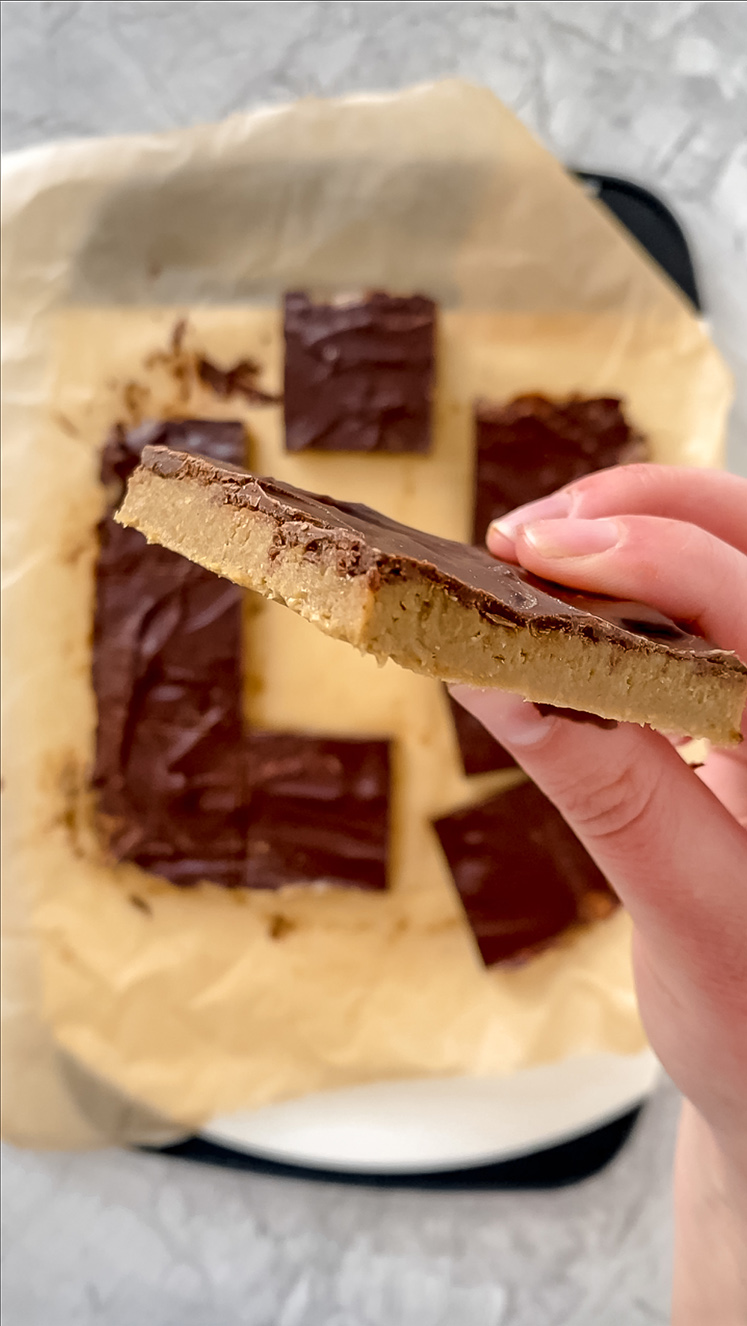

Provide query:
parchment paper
left=1, top=81, right=731, bottom=1147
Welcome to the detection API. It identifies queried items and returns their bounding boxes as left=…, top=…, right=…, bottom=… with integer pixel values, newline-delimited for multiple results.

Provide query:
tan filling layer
left=119, top=468, right=746, bottom=744
left=369, top=579, right=744, bottom=741
left=120, top=467, right=373, bottom=639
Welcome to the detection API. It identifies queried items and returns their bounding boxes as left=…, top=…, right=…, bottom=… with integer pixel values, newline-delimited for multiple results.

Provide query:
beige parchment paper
left=1, top=80, right=732, bottom=1147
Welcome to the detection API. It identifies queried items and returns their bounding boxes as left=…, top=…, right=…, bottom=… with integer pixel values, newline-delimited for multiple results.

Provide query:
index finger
left=508, top=513, right=747, bottom=663
left=488, top=466, right=747, bottom=560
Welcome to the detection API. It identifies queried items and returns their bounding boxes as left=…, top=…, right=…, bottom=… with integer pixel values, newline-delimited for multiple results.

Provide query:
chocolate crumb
left=198, top=355, right=281, bottom=405
left=54, top=413, right=79, bottom=438
left=170, top=318, right=188, bottom=355
left=122, top=380, right=151, bottom=424
left=268, top=913, right=296, bottom=940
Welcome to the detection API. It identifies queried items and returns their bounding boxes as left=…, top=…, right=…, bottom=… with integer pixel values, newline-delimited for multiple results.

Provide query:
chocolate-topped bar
left=434, top=780, right=618, bottom=966
left=93, top=420, right=248, bottom=886
left=283, top=291, right=435, bottom=453
left=246, top=732, right=390, bottom=890
left=96, top=424, right=395, bottom=893
left=117, top=448, right=747, bottom=744
left=472, top=394, right=646, bottom=544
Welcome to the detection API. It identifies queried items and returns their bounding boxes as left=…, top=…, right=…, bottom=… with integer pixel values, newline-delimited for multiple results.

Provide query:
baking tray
left=145, top=172, right=697, bottom=1187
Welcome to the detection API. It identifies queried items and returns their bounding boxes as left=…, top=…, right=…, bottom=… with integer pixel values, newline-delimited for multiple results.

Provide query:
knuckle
left=557, top=757, right=657, bottom=847
left=572, top=462, right=654, bottom=505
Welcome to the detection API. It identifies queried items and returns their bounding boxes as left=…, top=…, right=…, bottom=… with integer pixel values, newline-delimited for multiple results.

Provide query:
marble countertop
left=2, top=4, right=745, bottom=1323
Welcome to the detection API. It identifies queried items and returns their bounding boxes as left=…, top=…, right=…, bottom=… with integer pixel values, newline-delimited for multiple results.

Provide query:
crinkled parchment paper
left=1, top=81, right=731, bottom=1146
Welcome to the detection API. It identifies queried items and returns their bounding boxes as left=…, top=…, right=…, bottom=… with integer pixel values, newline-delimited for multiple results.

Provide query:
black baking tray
left=147, top=173, right=696, bottom=1188
left=574, top=172, right=700, bottom=309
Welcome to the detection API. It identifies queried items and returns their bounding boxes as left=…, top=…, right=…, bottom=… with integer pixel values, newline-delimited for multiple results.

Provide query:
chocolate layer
left=283, top=291, right=435, bottom=453
left=93, top=419, right=248, bottom=886
left=472, top=394, right=645, bottom=543
left=433, top=781, right=618, bottom=966
left=140, top=446, right=742, bottom=673
left=446, top=690, right=516, bottom=775
left=246, top=732, right=390, bottom=890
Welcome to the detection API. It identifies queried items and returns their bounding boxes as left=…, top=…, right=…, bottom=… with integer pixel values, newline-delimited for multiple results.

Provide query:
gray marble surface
left=3, top=1087, right=678, bottom=1326
left=2, top=4, right=746, bottom=1323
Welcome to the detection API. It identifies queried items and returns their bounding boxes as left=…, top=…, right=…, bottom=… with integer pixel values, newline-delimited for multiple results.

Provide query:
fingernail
left=489, top=491, right=573, bottom=543
left=449, top=687, right=552, bottom=747
left=523, top=517, right=621, bottom=559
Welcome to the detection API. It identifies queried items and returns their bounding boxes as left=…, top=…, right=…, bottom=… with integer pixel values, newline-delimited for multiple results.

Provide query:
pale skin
left=451, top=465, right=747, bottom=1325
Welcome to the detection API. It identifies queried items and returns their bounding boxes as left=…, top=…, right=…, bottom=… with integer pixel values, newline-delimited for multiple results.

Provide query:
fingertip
left=486, top=490, right=576, bottom=561
left=486, top=522, right=520, bottom=561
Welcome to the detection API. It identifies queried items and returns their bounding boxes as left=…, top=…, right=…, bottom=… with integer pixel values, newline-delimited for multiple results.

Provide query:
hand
left=451, top=464, right=747, bottom=1322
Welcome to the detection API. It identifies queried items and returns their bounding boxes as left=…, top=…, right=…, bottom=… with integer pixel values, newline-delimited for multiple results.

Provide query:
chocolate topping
left=246, top=732, right=390, bottom=890
left=433, top=781, right=618, bottom=966
left=283, top=291, right=435, bottom=453
left=93, top=419, right=249, bottom=886
left=141, top=446, right=741, bottom=671
left=472, top=394, right=646, bottom=543
left=446, top=690, right=516, bottom=775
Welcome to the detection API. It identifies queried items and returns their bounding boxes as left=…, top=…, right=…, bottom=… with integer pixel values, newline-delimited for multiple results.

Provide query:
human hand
left=450, top=464, right=747, bottom=1320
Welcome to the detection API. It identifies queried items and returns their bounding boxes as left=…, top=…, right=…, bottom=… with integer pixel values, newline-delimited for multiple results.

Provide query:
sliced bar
left=117, top=448, right=747, bottom=745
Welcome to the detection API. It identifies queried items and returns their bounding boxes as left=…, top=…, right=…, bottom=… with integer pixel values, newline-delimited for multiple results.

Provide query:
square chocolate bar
left=283, top=290, right=435, bottom=453
left=433, top=780, right=617, bottom=966
left=472, top=394, right=645, bottom=544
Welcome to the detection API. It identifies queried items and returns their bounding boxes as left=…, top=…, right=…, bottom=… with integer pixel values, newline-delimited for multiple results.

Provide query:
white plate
left=201, top=1049, right=660, bottom=1173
